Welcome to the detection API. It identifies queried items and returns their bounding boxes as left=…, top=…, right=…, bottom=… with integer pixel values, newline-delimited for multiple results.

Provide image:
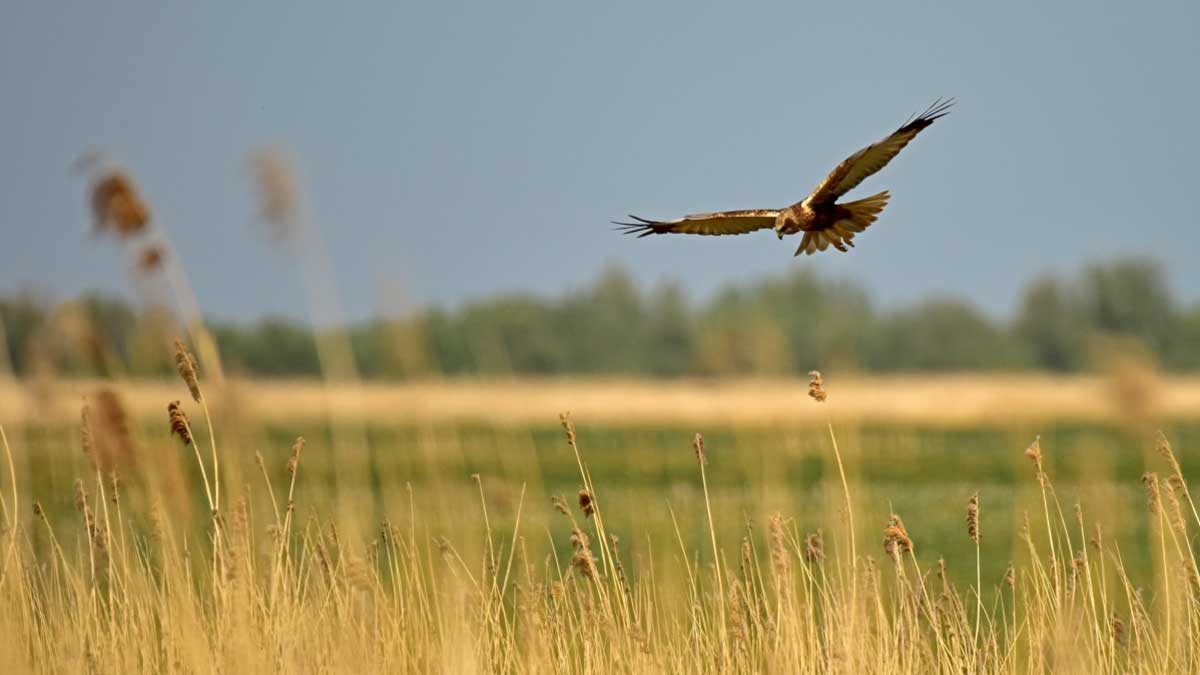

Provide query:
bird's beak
left=776, top=230, right=783, bottom=240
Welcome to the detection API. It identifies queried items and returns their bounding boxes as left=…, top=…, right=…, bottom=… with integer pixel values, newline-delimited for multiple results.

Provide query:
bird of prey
left=614, top=98, right=953, bottom=256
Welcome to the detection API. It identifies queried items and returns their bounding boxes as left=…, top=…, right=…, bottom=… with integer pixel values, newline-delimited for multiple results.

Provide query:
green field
left=15, top=414, right=1197, bottom=593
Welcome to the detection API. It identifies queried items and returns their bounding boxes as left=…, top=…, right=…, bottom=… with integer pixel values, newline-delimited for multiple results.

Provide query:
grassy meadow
left=2, top=372, right=1200, bottom=673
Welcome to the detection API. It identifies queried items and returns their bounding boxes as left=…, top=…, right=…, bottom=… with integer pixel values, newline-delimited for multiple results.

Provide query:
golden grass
left=3, top=374, right=1200, bottom=428
left=0, top=369, right=1199, bottom=673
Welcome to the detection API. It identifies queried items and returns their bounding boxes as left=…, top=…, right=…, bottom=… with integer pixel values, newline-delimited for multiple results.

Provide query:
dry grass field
left=3, top=372, right=1198, bottom=427
left=1, top=368, right=1200, bottom=673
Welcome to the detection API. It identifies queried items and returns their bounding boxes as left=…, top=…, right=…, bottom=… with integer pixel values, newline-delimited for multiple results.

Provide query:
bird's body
left=615, top=99, right=952, bottom=256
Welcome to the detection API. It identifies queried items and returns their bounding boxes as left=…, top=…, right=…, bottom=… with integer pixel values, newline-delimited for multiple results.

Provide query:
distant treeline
left=2, top=257, right=1198, bottom=378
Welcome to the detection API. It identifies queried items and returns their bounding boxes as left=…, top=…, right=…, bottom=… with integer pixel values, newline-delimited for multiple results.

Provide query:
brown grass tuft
left=88, top=168, right=150, bottom=238
left=1142, top=472, right=1161, bottom=515
left=805, top=530, right=825, bottom=564
left=288, top=437, right=305, bottom=475
left=569, top=527, right=597, bottom=579
left=966, top=493, right=979, bottom=543
left=167, top=401, right=193, bottom=446
left=559, top=411, right=577, bottom=446
left=136, top=246, right=165, bottom=274
left=807, top=370, right=827, bottom=402
left=883, top=514, right=912, bottom=558
left=250, top=147, right=300, bottom=237
left=769, top=512, right=789, bottom=579
left=174, top=340, right=201, bottom=403
left=577, top=489, right=595, bottom=519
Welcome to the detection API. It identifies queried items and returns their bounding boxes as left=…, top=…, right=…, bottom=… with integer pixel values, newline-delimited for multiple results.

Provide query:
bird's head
left=773, top=214, right=790, bottom=240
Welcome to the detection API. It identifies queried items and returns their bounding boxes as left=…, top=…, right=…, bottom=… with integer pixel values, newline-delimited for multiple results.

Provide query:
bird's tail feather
left=795, top=191, right=890, bottom=256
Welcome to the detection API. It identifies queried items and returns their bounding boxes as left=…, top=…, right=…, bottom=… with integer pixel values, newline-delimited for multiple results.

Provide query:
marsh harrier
left=615, top=99, right=953, bottom=256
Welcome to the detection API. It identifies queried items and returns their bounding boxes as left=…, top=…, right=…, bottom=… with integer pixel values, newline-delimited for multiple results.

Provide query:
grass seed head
left=768, top=512, right=789, bottom=578
left=693, top=432, right=705, bottom=465
left=250, top=147, right=300, bottom=237
left=136, top=246, right=165, bottom=274
left=1164, top=481, right=1186, bottom=532
left=559, top=412, right=576, bottom=446
left=167, top=401, right=193, bottom=445
left=288, top=437, right=305, bottom=474
left=577, top=489, right=595, bottom=518
left=808, top=370, right=827, bottom=402
left=174, top=340, right=201, bottom=403
left=805, top=530, right=825, bottom=564
left=966, top=493, right=980, bottom=543
left=1142, top=472, right=1161, bottom=515
left=1024, top=436, right=1042, bottom=463
left=883, top=514, right=913, bottom=558
left=89, top=168, right=150, bottom=238
left=1111, top=613, right=1127, bottom=646
left=569, top=527, right=597, bottom=579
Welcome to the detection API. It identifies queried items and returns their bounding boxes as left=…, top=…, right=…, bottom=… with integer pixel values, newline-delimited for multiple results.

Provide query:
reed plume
left=87, top=168, right=150, bottom=239
left=174, top=340, right=201, bottom=403
left=1142, top=472, right=1161, bottom=515
left=577, top=489, right=595, bottom=518
left=167, top=401, right=193, bottom=446
left=250, top=147, right=300, bottom=239
left=805, top=531, right=825, bottom=564
left=966, top=493, right=979, bottom=543
left=808, top=370, right=827, bottom=402
left=883, top=514, right=912, bottom=558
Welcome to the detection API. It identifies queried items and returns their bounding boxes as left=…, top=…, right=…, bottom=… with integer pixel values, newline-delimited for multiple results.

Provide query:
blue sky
left=2, top=1, right=1198, bottom=321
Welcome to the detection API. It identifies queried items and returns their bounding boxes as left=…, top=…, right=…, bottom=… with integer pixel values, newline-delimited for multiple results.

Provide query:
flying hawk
left=615, top=99, right=953, bottom=256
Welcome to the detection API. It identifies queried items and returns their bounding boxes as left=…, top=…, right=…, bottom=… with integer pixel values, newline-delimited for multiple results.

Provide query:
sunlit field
left=2, top=372, right=1200, bottom=672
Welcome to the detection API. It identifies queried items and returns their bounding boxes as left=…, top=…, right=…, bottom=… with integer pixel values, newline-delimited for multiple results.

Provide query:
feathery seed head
left=559, top=412, right=576, bottom=446
left=1111, top=613, right=1126, bottom=646
left=883, top=514, right=912, bottom=558
left=136, top=246, right=165, bottom=274
left=1142, top=472, right=1161, bottom=515
left=805, top=530, right=825, bottom=564
left=808, top=370, right=827, bottom=402
left=577, top=489, right=595, bottom=518
left=1024, top=436, right=1042, bottom=463
left=167, top=401, right=193, bottom=446
left=1164, top=481, right=1187, bottom=533
left=768, top=512, right=790, bottom=579
left=693, top=432, right=705, bottom=465
left=568, top=527, right=597, bottom=579
left=88, top=168, right=151, bottom=238
left=966, top=493, right=980, bottom=544
left=250, top=147, right=301, bottom=236
left=173, top=340, right=201, bottom=403
left=288, top=437, right=305, bottom=475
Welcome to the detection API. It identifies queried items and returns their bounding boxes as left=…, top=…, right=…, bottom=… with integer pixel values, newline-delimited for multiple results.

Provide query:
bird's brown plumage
left=614, top=98, right=952, bottom=256
left=613, top=209, right=779, bottom=237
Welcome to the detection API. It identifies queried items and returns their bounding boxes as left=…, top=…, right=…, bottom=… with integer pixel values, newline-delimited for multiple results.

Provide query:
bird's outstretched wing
left=613, top=209, right=779, bottom=238
left=803, top=98, right=953, bottom=207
